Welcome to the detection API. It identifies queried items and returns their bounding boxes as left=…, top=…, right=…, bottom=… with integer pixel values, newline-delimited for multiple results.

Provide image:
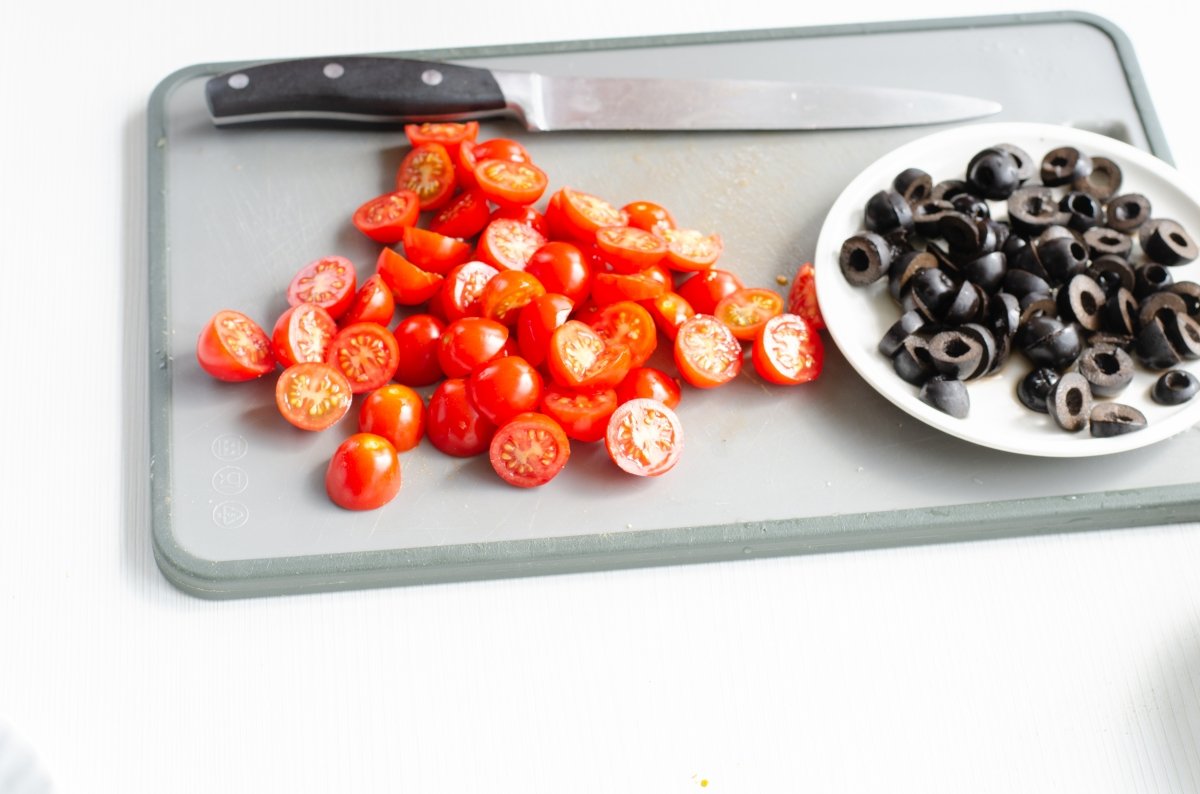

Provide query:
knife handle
left=205, top=56, right=508, bottom=125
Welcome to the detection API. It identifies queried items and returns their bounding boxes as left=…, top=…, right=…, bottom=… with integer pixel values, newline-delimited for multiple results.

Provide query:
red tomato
left=480, top=270, right=546, bottom=326
left=595, top=226, right=668, bottom=273
left=605, top=398, right=684, bottom=477
left=642, top=291, right=695, bottom=341
left=676, top=268, right=744, bottom=315
left=396, top=142, right=456, bottom=210
left=325, top=433, right=402, bottom=510
left=275, top=361, right=353, bottom=431
left=543, top=189, right=577, bottom=241
left=489, top=412, right=571, bottom=488
left=326, top=321, right=401, bottom=394
left=468, top=355, right=544, bottom=425
left=659, top=228, right=723, bottom=272
left=341, top=273, right=396, bottom=326
left=401, top=226, right=473, bottom=275
left=437, top=317, right=510, bottom=379
left=714, top=287, right=785, bottom=342
left=391, top=313, right=446, bottom=386
left=351, top=189, right=420, bottom=244
left=753, top=313, right=824, bottom=386
left=376, top=247, right=443, bottom=306
left=271, top=303, right=337, bottom=368
left=557, top=188, right=629, bottom=242
left=471, top=137, right=530, bottom=163
left=622, top=200, right=676, bottom=236
left=516, top=292, right=574, bottom=367
left=639, top=262, right=673, bottom=290
left=404, top=121, right=479, bottom=154
left=539, top=386, right=618, bottom=443
left=787, top=262, right=826, bottom=332
left=429, top=188, right=491, bottom=239
left=437, top=261, right=500, bottom=321
left=476, top=218, right=547, bottom=271
left=197, top=309, right=276, bottom=381
left=359, top=384, right=425, bottom=452
left=588, top=300, right=658, bottom=368
left=490, top=204, right=549, bottom=238
left=616, top=367, right=682, bottom=408
left=674, top=314, right=743, bottom=389
left=426, top=377, right=496, bottom=457
left=474, top=159, right=548, bottom=206
left=590, top=272, right=666, bottom=306
left=287, top=256, right=357, bottom=320
left=525, top=241, right=592, bottom=305
left=547, top=320, right=632, bottom=390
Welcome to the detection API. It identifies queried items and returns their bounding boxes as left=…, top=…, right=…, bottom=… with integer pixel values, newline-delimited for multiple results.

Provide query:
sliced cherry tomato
left=287, top=256, right=357, bottom=320
left=471, top=137, right=530, bottom=163
left=674, top=314, right=743, bottom=389
left=489, top=412, right=570, bottom=488
left=659, top=228, right=723, bottom=272
left=474, top=159, right=548, bottom=206
left=547, top=320, right=632, bottom=390
left=588, top=300, right=658, bottom=368
left=752, top=313, right=824, bottom=386
left=557, top=188, right=629, bottom=243
left=391, top=313, right=446, bottom=386
left=787, top=262, right=826, bottom=332
left=437, top=261, right=500, bottom=321
left=490, top=204, right=549, bottom=238
left=476, top=218, right=547, bottom=271
left=525, top=241, right=592, bottom=305
left=325, top=433, right=402, bottom=510
left=616, top=366, right=682, bottom=408
left=480, top=270, right=546, bottom=326
left=595, top=226, right=668, bottom=273
left=359, top=384, right=426, bottom=452
left=275, top=361, right=353, bottom=431
left=539, top=386, right=618, bottom=443
left=622, top=200, right=676, bottom=236
left=468, top=355, right=544, bottom=425
left=714, top=287, right=784, bottom=342
left=376, top=247, right=443, bottom=306
left=641, top=291, right=695, bottom=341
left=396, top=142, right=456, bottom=210
left=271, top=303, right=337, bottom=368
left=429, top=188, right=491, bottom=239
left=543, top=189, right=577, bottom=241
left=590, top=272, right=666, bottom=306
left=351, top=189, right=420, bottom=244
left=426, top=377, right=496, bottom=457
left=437, top=317, right=510, bottom=379
left=676, top=268, right=744, bottom=315
left=516, top=292, right=574, bottom=368
left=639, top=262, right=673, bottom=290
left=197, top=309, right=276, bottom=381
left=341, top=273, right=396, bottom=327
left=326, top=321, right=400, bottom=394
left=404, top=121, right=479, bottom=154
left=401, top=226, right=473, bottom=275
left=605, top=398, right=684, bottom=477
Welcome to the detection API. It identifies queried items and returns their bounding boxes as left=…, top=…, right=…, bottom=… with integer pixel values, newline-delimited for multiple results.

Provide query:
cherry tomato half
left=271, top=303, right=337, bottom=368
left=471, top=137, right=530, bottom=163
left=325, top=433, right=402, bottom=510
left=436, top=261, right=500, bottom=322
left=275, top=361, right=353, bottom=431
left=540, top=387, right=619, bottom=443
left=476, top=218, right=547, bottom=271
left=197, top=309, right=276, bottom=381
left=516, top=292, right=574, bottom=368
left=437, top=317, right=510, bottom=379
left=287, top=256, right=357, bottom=320
left=401, top=226, right=474, bottom=275
left=642, top=291, right=695, bottom=341
left=590, top=272, right=666, bottom=306
left=659, top=228, right=723, bottom=272
left=622, top=200, right=676, bottom=236
left=351, top=189, right=420, bottom=244
left=376, top=247, right=443, bottom=306
left=547, top=320, right=632, bottom=390
left=391, top=313, right=446, bottom=387
left=714, top=287, right=784, bottom=342
left=674, top=314, right=743, bottom=389
left=616, top=366, right=682, bottom=408
left=480, top=270, right=546, bottom=326
left=359, top=384, right=426, bottom=451
left=404, top=121, right=479, bottom=154
left=396, top=142, right=456, bottom=210
left=588, top=300, right=658, bottom=368
left=474, top=159, right=548, bottom=206
left=595, top=225, right=668, bottom=273
left=525, top=241, right=592, bottom=305
left=489, top=412, right=571, bottom=488
left=326, top=321, right=400, bottom=394
left=426, top=377, right=496, bottom=457
left=341, top=273, right=396, bottom=327
left=429, top=188, right=491, bottom=239
left=557, top=188, right=629, bottom=243
left=676, top=268, right=744, bottom=315
left=752, top=313, right=824, bottom=386
left=787, top=262, right=826, bottom=332
left=468, top=355, right=544, bottom=425
left=605, top=398, right=684, bottom=477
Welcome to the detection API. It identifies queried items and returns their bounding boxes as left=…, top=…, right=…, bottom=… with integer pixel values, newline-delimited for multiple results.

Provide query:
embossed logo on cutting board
left=212, top=501, right=249, bottom=529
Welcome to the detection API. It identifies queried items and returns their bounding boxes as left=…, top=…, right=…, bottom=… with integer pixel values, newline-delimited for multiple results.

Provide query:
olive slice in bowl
left=1089, top=403, right=1147, bottom=437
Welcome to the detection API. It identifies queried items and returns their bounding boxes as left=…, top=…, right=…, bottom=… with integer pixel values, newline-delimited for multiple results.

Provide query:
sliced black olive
left=951, top=192, right=990, bottom=221
left=1167, top=282, right=1200, bottom=316
left=994, top=143, right=1036, bottom=183
left=1133, top=262, right=1174, bottom=299
left=925, top=241, right=960, bottom=275
left=938, top=212, right=982, bottom=256
left=1082, top=227, right=1133, bottom=261
left=913, top=199, right=955, bottom=237
left=1100, top=286, right=1138, bottom=336
left=943, top=280, right=986, bottom=325
left=1024, top=320, right=1083, bottom=371
left=1165, top=312, right=1200, bottom=359
left=893, top=334, right=935, bottom=385
left=918, top=376, right=970, bottom=419
left=966, top=148, right=1021, bottom=200
left=909, top=267, right=959, bottom=322
left=1048, top=372, right=1093, bottom=432
left=1040, top=146, right=1093, bottom=187
left=987, top=219, right=1010, bottom=252
left=1141, top=219, right=1199, bottom=265
left=1017, top=367, right=1060, bottom=413
left=1006, top=237, right=1051, bottom=281
left=839, top=232, right=892, bottom=286
left=1058, top=191, right=1104, bottom=231
left=962, top=251, right=1007, bottom=294
left=878, top=310, right=928, bottom=357
left=1151, top=370, right=1200, bottom=405
left=1018, top=294, right=1059, bottom=326
left=1002, top=268, right=1051, bottom=299
left=864, top=190, right=914, bottom=235
left=1085, top=331, right=1134, bottom=352
left=1072, top=156, right=1122, bottom=200
left=1037, top=236, right=1091, bottom=285
left=1034, top=224, right=1084, bottom=249
left=987, top=292, right=1021, bottom=343
left=959, top=323, right=998, bottom=378
left=893, top=167, right=933, bottom=206
left=930, top=179, right=970, bottom=203
left=1077, top=345, right=1134, bottom=396
left=1056, top=273, right=1107, bottom=331
left=1089, top=403, right=1147, bottom=437
left=1008, top=186, right=1068, bottom=237
left=887, top=250, right=937, bottom=303
left=929, top=330, right=983, bottom=380
left=1088, top=255, right=1135, bottom=297
left=1104, top=193, right=1151, bottom=233
left=1137, top=291, right=1187, bottom=331
left=1135, top=316, right=1183, bottom=370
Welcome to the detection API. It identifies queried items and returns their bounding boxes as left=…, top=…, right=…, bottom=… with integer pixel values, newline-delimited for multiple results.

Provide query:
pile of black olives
left=840, top=142, right=1200, bottom=437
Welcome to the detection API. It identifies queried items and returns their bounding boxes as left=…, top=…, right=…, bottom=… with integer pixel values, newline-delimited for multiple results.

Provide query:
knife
left=205, top=55, right=1001, bottom=131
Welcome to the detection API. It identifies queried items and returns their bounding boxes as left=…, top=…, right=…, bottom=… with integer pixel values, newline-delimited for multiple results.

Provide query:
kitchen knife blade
left=205, top=56, right=1001, bottom=131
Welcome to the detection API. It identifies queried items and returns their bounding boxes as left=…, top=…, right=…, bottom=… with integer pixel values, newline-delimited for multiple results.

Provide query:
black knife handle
left=205, top=56, right=508, bottom=125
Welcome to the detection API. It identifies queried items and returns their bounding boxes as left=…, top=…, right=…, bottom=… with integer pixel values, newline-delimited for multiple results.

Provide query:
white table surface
left=4, top=1, right=1200, bottom=792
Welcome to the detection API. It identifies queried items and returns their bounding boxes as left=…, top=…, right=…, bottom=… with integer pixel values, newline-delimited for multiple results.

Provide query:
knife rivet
left=227, top=73, right=249, bottom=90
left=421, top=69, right=443, bottom=87
left=323, top=62, right=345, bottom=79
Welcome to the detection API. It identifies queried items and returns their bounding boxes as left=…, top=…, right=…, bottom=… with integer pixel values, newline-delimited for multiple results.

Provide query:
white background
left=4, top=1, right=1200, bottom=792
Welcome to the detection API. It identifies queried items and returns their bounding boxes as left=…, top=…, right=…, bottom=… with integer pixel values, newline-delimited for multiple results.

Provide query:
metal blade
left=492, top=71, right=1001, bottom=132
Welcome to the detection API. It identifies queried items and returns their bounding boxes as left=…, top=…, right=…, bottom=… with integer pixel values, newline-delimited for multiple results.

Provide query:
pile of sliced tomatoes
left=196, top=122, right=825, bottom=510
